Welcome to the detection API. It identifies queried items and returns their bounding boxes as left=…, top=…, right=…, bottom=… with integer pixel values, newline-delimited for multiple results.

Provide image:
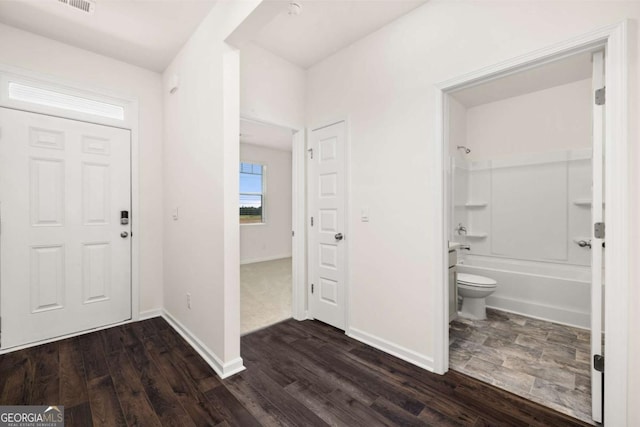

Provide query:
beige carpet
left=241, top=257, right=292, bottom=335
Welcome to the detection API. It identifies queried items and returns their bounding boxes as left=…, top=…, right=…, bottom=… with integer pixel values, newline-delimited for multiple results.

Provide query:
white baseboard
left=161, top=310, right=245, bottom=379
left=347, top=327, right=434, bottom=372
left=240, top=253, right=292, bottom=265
left=292, top=310, right=309, bottom=321
left=486, top=296, right=589, bottom=329
left=139, top=308, right=163, bottom=320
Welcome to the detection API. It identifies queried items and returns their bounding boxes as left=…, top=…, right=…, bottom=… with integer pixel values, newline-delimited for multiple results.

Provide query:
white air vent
left=58, top=0, right=95, bottom=14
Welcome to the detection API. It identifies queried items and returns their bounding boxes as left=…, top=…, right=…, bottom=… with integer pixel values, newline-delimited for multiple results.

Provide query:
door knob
left=577, top=240, right=591, bottom=249
left=120, top=231, right=129, bottom=238
left=334, top=233, right=344, bottom=241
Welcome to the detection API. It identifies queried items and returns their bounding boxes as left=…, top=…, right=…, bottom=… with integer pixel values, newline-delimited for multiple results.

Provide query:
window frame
left=239, top=161, right=267, bottom=226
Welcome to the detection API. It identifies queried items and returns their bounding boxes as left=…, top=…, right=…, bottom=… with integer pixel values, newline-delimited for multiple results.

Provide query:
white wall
left=0, top=23, right=164, bottom=315
left=240, top=42, right=306, bottom=129
left=162, top=0, right=259, bottom=375
left=305, top=2, right=640, bottom=422
left=465, top=79, right=592, bottom=160
left=240, top=143, right=292, bottom=264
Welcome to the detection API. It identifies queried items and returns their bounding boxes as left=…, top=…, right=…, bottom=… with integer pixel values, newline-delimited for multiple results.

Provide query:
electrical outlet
left=186, top=293, right=191, bottom=309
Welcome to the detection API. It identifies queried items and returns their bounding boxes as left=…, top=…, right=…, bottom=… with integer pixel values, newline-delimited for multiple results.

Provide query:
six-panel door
left=309, top=121, right=346, bottom=330
left=0, top=108, right=131, bottom=349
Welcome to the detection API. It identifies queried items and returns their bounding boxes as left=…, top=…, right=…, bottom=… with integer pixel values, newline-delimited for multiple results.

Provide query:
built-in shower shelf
left=465, top=202, right=488, bottom=208
left=573, top=199, right=605, bottom=208
left=465, top=232, right=488, bottom=238
left=573, top=199, right=592, bottom=207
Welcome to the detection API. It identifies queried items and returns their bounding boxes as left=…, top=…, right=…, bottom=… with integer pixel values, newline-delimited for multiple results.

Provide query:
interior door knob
left=120, top=231, right=129, bottom=238
left=577, top=240, right=591, bottom=248
left=334, top=233, right=344, bottom=241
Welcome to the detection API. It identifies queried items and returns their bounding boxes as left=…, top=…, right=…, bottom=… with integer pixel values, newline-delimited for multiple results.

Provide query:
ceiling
left=0, top=0, right=429, bottom=72
left=0, top=0, right=217, bottom=72
left=253, top=0, right=428, bottom=69
left=452, top=51, right=594, bottom=108
left=240, top=119, right=293, bottom=152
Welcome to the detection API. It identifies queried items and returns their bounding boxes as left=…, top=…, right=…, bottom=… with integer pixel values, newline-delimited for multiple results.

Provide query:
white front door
left=590, top=50, right=605, bottom=423
left=308, top=121, right=346, bottom=330
left=0, top=108, right=131, bottom=349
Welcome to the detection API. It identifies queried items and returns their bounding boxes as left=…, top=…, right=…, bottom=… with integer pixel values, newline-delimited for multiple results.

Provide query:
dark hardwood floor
left=0, top=317, right=591, bottom=426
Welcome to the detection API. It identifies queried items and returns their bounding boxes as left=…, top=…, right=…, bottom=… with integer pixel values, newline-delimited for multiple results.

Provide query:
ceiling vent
left=58, top=0, right=95, bottom=14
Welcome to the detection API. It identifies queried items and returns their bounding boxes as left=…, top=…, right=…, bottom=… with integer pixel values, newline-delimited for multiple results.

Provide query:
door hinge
left=595, top=87, right=606, bottom=105
left=311, top=283, right=314, bottom=294
left=308, top=148, right=314, bottom=159
left=292, top=230, right=295, bottom=237
left=594, top=354, right=604, bottom=372
left=594, top=222, right=605, bottom=239
left=310, top=216, right=314, bottom=227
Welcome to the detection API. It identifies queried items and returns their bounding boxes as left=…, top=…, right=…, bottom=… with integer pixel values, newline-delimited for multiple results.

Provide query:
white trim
left=130, top=99, right=141, bottom=322
left=291, top=129, right=307, bottom=321
left=0, top=309, right=245, bottom=380
left=240, top=254, right=292, bottom=265
left=347, top=327, right=434, bottom=372
left=344, top=117, right=352, bottom=334
left=434, top=21, right=629, bottom=425
left=162, top=310, right=245, bottom=379
left=433, top=87, right=448, bottom=374
left=601, top=21, right=629, bottom=425
left=0, top=63, right=142, bottom=332
left=139, top=308, right=163, bottom=320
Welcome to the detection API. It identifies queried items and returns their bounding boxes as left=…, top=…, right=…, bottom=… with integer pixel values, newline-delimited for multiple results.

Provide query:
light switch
left=172, top=207, right=179, bottom=221
left=361, top=206, right=369, bottom=222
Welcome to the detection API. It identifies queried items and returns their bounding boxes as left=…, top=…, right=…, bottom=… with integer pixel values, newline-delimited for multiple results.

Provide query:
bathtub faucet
left=456, top=223, right=467, bottom=235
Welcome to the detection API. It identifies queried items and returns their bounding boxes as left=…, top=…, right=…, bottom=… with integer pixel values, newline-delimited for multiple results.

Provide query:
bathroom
left=447, top=51, right=602, bottom=424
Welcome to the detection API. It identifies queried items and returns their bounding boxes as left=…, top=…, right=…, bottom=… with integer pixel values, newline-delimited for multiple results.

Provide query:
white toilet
left=457, top=273, right=497, bottom=320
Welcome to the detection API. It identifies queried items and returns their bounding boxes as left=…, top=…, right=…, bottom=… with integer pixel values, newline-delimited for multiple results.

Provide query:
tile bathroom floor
left=450, top=309, right=594, bottom=425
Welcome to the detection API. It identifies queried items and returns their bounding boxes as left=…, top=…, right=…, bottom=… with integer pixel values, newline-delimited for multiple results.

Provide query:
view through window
left=240, top=162, right=265, bottom=224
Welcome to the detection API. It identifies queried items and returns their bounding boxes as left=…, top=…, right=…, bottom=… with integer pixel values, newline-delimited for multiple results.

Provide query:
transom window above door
left=240, top=162, right=265, bottom=224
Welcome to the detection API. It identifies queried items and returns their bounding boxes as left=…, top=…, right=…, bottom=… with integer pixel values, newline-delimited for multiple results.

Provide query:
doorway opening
left=435, top=22, right=630, bottom=426
left=239, top=117, right=303, bottom=334
left=446, top=50, right=599, bottom=423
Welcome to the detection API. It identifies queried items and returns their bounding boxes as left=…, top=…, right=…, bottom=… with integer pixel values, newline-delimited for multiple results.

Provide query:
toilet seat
left=457, top=273, right=496, bottom=288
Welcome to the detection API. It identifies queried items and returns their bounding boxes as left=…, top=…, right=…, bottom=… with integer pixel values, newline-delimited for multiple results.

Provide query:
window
left=240, top=162, right=265, bottom=224
left=8, top=81, right=125, bottom=121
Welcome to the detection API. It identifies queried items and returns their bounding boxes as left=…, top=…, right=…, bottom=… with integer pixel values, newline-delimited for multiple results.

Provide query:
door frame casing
left=0, top=63, right=141, bottom=350
left=306, top=118, right=351, bottom=332
left=433, top=21, right=629, bottom=425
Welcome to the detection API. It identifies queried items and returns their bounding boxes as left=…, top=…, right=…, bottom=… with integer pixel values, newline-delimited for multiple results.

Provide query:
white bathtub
left=457, top=255, right=591, bottom=329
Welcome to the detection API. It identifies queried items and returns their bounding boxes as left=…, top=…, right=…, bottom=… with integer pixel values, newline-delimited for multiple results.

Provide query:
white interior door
left=590, top=50, right=605, bottom=423
left=0, top=108, right=131, bottom=349
left=308, top=121, right=346, bottom=330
